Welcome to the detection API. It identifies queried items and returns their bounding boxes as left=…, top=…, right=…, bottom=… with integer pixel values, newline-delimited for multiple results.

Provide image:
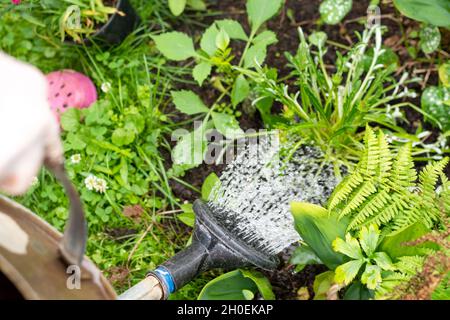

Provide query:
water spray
left=119, top=137, right=338, bottom=300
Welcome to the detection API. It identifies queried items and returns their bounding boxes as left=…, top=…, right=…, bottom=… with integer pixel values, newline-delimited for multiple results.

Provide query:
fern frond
left=376, top=131, right=392, bottom=185
left=364, top=127, right=379, bottom=179
left=348, top=188, right=390, bottom=229
left=419, top=158, right=449, bottom=206
left=388, top=143, right=416, bottom=192
left=338, top=180, right=377, bottom=219
left=439, top=173, right=450, bottom=216
left=328, top=172, right=364, bottom=210
left=359, top=197, right=401, bottom=229
left=395, top=255, right=425, bottom=275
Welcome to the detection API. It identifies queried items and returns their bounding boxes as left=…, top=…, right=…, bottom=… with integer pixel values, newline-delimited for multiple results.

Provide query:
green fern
left=327, top=127, right=449, bottom=235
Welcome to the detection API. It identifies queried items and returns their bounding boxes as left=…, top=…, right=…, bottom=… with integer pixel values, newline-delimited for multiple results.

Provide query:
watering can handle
left=47, top=161, right=87, bottom=267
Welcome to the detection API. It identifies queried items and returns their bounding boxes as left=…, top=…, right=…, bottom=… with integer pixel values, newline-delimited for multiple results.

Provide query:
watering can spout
left=119, top=200, right=279, bottom=300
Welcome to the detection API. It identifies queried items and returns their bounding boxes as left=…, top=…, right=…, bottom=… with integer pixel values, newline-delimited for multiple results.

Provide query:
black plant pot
left=73, top=0, right=140, bottom=46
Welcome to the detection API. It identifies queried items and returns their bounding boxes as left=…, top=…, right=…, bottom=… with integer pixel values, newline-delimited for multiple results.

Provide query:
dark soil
left=167, top=0, right=450, bottom=299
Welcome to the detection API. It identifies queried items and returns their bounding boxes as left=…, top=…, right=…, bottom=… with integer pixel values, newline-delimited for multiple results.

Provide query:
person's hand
left=0, top=53, right=63, bottom=195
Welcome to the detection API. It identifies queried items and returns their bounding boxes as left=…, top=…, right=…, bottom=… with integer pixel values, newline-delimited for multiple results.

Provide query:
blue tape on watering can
left=154, top=266, right=176, bottom=293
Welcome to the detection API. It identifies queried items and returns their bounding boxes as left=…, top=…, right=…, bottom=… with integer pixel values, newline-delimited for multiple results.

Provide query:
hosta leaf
left=216, top=19, right=248, bottom=40
left=319, top=0, right=352, bottom=25
left=231, top=74, right=250, bottom=107
left=419, top=25, right=441, bottom=54
left=335, top=259, right=365, bottom=286
left=212, top=112, right=244, bottom=139
left=246, top=0, right=283, bottom=32
left=198, top=269, right=274, bottom=300
left=291, top=202, right=349, bottom=269
left=393, top=0, right=450, bottom=28
left=152, top=32, right=196, bottom=61
left=361, top=264, right=382, bottom=290
left=171, top=90, right=209, bottom=115
left=192, top=62, right=212, bottom=86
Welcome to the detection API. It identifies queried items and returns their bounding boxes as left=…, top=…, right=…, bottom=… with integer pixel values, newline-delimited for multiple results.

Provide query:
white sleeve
left=0, top=52, right=62, bottom=194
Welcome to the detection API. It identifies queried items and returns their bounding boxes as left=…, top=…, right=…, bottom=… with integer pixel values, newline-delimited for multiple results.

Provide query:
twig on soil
left=127, top=221, right=156, bottom=265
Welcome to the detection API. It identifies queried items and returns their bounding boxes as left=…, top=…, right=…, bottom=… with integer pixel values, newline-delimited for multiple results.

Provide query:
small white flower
left=94, top=177, right=108, bottom=193
left=84, top=175, right=97, bottom=191
left=84, top=174, right=108, bottom=193
left=70, top=154, right=81, bottom=164
left=30, top=177, right=39, bottom=187
left=101, top=82, right=111, bottom=93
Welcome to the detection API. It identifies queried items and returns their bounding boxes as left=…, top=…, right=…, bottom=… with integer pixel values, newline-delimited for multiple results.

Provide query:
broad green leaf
left=252, top=30, right=277, bottom=46
left=198, top=269, right=274, bottom=300
left=112, top=128, right=135, bottom=146
left=187, top=0, right=206, bottom=10
left=168, top=0, right=186, bottom=16
left=320, top=0, right=352, bottom=25
left=201, top=172, right=220, bottom=200
left=358, top=225, right=380, bottom=256
left=246, top=0, right=283, bottom=32
left=291, top=202, right=349, bottom=269
left=231, top=74, right=250, bottom=107
left=172, top=126, right=207, bottom=166
left=393, top=0, right=450, bottom=28
left=177, top=203, right=195, bottom=227
left=240, top=269, right=275, bottom=300
left=421, top=86, right=450, bottom=131
left=216, top=19, right=248, bottom=40
left=420, top=25, right=441, bottom=54
left=439, top=62, right=450, bottom=87
left=379, top=222, right=433, bottom=258
left=201, top=24, right=219, bottom=56
left=192, top=62, right=212, bottom=86
left=215, top=28, right=230, bottom=51
left=243, top=42, right=267, bottom=68
left=334, top=259, right=364, bottom=286
left=313, top=271, right=335, bottom=300
left=60, top=108, right=80, bottom=132
left=332, top=234, right=363, bottom=260
left=125, top=114, right=145, bottom=134
left=309, top=31, right=327, bottom=48
left=343, top=281, right=374, bottom=300
left=242, top=289, right=254, bottom=300
left=361, top=264, right=382, bottom=290
left=152, top=32, right=196, bottom=61
left=171, top=90, right=209, bottom=115
left=290, top=245, right=323, bottom=273
left=372, top=252, right=395, bottom=271
left=212, top=112, right=244, bottom=139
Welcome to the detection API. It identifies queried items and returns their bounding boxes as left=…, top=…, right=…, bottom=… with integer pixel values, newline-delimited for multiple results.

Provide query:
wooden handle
left=118, top=275, right=164, bottom=300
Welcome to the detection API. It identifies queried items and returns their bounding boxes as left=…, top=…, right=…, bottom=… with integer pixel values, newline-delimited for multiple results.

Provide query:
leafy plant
left=422, top=61, right=450, bottom=132
left=168, top=0, right=206, bottom=16
left=291, top=127, right=449, bottom=298
left=327, top=127, right=449, bottom=234
left=253, top=24, right=426, bottom=173
left=197, top=269, right=275, bottom=300
left=333, top=224, right=395, bottom=290
left=59, top=0, right=124, bottom=43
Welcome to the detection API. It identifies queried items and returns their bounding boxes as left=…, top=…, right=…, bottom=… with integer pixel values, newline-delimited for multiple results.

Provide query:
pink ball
left=46, top=70, right=97, bottom=121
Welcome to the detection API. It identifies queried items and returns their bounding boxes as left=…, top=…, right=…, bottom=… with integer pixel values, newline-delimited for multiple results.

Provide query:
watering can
left=0, top=162, right=166, bottom=300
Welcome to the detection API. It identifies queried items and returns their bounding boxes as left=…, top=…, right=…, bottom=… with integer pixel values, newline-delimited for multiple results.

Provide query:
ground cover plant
left=0, top=0, right=449, bottom=300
